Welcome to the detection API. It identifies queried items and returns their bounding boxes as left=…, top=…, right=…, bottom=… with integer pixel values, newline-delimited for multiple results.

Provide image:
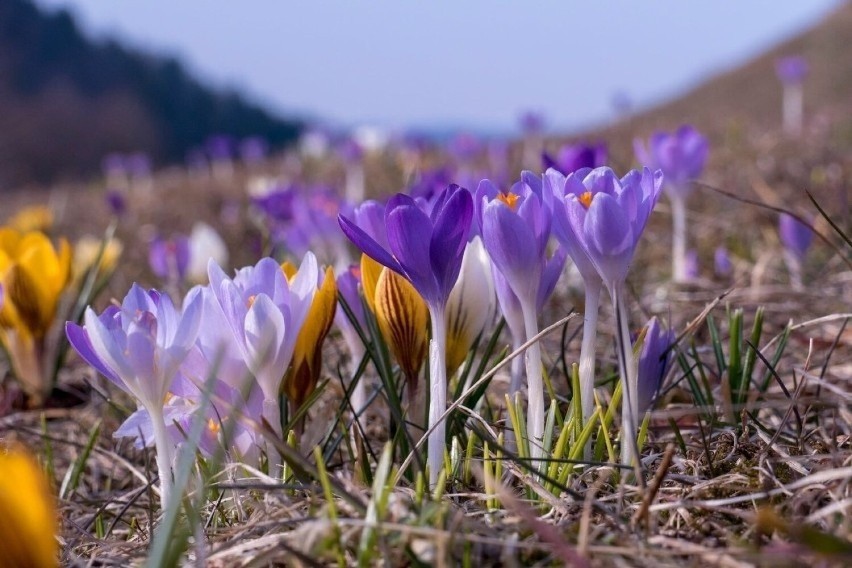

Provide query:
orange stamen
left=579, top=191, right=594, bottom=209
left=497, top=192, right=520, bottom=211
left=247, top=294, right=257, bottom=308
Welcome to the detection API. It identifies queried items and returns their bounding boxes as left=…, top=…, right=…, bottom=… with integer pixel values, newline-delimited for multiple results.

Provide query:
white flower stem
left=508, top=336, right=524, bottom=396
left=784, top=250, right=804, bottom=291
left=148, top=405, right=174, bottom=511
left=262, top=399, right=283, bottom=477
left=579, top=280, right=601, bottom=425
left=611, top=285, right=640, bottom=469
left=783, top=83, right=803, bottom=136
left=671, top=194, right=688, bottom=283
left=348, top=342, right=368, bottom=423
left=519, top=298, right=545, bottom=468
left=427, top=306, right=448, bottom=489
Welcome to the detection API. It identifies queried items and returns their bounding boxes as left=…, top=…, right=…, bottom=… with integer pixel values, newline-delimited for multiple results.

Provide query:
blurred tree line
left=0, top=0, right=303, bottom=186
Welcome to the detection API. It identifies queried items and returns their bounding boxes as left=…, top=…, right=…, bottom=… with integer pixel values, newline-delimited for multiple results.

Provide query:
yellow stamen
left=497, top=192, right=520, bottom=211
left=247, top=294, right=257, bottom=308
left=207, top=418, right=221, bottom=435
left=579, top=191, right=594, bottom=209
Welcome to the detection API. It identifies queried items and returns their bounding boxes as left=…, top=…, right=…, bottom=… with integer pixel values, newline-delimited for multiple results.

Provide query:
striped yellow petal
left=0, top=444, right=59, bottom=568
left=374, top=267, right=428, bottom=385
left=282, top=266, right=337, bottom=410
left=359, top=253, right=383, bottom=315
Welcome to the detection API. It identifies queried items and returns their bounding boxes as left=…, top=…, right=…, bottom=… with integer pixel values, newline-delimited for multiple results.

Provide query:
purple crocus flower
left=476, top=173, right=553, bottom=304
left=634, top=125, right=708, bottom=198
left=779, top=213, right=813, bottom=260
left=543, top=142, right=608, bottom=174
left=283, top=188, right=353, bottom=269
left=558, top=167, right=663, bottom=288
left=714, top=246, right=733, bottom=277
left=636, top=317, right=676, bottom=413
left=775, top=56, right=808, bottom=85
left=546, top=167, right=606, bottom=425
left=66, top=284, right=202, bottom=509
left=339, top=184, right=473, bottom=487
left=635, top=125, right=707, bottom=282
left=340, top=185, right=471, bottom=309
left=476, top=172, right=565, bottom=462
left=552, top=166, right=664, bottom=465
left=207, top=255, right=316, bottom=403
left=252, top=185, right=296, bottom=223
left=105, top=189, right=126, bottom=218
left=149, top=235, right=191, bottom=283
left=779, top=213, right=814, bottom=290
left=684, top=249, right=700, bottom=280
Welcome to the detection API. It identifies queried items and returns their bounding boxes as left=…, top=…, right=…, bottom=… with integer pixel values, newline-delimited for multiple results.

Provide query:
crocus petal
left=482, top=200, right=541, bottom=304
left=338, top=214, right=403, bottom=275
left=386, top=196, right=438, bottom=301
left=243, top=293, right=287, bottom=398
left=83, top=307, right=134, bottom=388
left=536, top=247, right=567, bottom=312
left=374, top=267, right=428, bottom=385
left=583, top=193, right=634, bottom=286
left=429, top=188, right=473, bottom=302
left=65, top=321, right=120, bottom=385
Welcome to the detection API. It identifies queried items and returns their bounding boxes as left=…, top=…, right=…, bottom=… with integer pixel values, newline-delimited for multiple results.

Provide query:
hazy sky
left=37, top=0, right=841, bottom=134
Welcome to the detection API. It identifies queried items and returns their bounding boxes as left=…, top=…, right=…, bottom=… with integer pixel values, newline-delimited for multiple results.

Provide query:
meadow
left=0, top=100, right=850, bottom=567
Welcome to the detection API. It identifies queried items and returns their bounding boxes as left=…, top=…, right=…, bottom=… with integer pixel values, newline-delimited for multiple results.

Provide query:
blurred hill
left=596, top=1, right=852, bottom=150
left=0, top=0, right=303, bottom=187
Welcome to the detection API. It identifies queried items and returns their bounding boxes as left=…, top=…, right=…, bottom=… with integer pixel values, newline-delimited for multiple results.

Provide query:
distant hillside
left=0, top=0, right=303, bottom=186
left=578, top=2, right=852, bottom=156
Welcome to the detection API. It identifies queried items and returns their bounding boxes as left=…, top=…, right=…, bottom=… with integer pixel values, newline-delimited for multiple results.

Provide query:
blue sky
left=38, top=1, right=841, bottom=134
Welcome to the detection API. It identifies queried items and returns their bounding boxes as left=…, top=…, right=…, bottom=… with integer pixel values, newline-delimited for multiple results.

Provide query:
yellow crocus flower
left=0, top=444, right=59, bottom=568
left=72, top=235, right=123, bottom=284
left=0, top=229, right=72, bottom=403
left=361, top=254, right=428, bottom=392
left=281, top=263, right=337, bottom=413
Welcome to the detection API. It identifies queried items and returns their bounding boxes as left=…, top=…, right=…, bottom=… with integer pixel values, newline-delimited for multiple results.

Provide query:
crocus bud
left=186, top=222, right=229, bottom=284
left=637, top=317, right=676, bottom=413
left=714, top=246, right=732, bottom=277
left=445, top=236, right=496, bottom=372
left=778, top=213, right=813, bottom=261
left=282, top=265, right=337, bottom=412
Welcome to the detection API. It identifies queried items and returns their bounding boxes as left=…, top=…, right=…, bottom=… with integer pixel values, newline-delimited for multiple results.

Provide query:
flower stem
left=784, top=250, right=804, bottom=290
left=262, top=399, right=283, bottom=478
left=508, top=336, right=524, bottom=396
left=579, top=279, right=601, bottom=425
left=783, top=83, right=803, bottom=136
left=427, top=305, right=448, bottom=489
left=148, top=405, right=174, bottom=511
left=611, top=284, right=640, bottom=470
left=520, top=298, right=544, bottom=468
left=671, top=194, right=688, bottom=282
